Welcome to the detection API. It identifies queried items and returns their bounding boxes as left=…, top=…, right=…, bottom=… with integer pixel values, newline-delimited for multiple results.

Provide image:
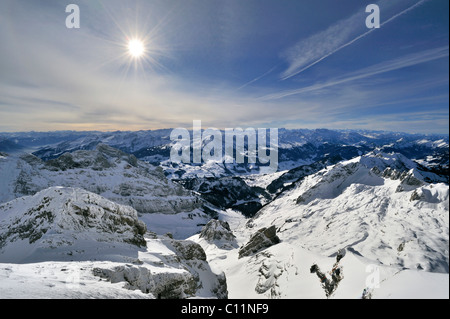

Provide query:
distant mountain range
left=1, top=128, right=448, bottom=176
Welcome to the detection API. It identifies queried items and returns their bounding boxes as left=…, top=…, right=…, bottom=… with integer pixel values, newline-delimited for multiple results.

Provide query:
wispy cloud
left=0, top=0, right=447, bottom=134
left=262, top=45, right=449, bottom=100
left=280, top=0, right=430, bottom=80
left=236, top=66, right=278, bottom=91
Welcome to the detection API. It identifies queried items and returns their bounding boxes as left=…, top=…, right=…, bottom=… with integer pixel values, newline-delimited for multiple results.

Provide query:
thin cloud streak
left=261, top=46, right=449, bottom=101
left=281, top=0, right=430, bottom=80
left=0, top=1, right=447, bottom=134
left=236, top=66, right=278, bottom=91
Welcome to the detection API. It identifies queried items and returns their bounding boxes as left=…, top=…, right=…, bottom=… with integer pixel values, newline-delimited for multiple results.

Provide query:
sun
left=128, top=39, right=145, bottom=58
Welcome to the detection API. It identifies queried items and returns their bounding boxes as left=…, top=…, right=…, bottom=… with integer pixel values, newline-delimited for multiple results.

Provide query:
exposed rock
left=211, top=271, right=228, bottom=299
left=93, top=264, right=197, bottom=299
left=178, top=177, right=270, bottom=218
left=200, top=220, right=235, bottom=242
left=384, top=167, right=426, bottom=193
left=370, top=166, right=381, bottom=175
left=156, top=237, right=228, bottom=299
left=382, top=167, right=404, bottom=180
left=199, top=219, right=238, bottom=250
left=401, top=172, right=423, bottom=186
left=44, top=144, right=138, bottom=171
left=0, top=145, right=211, bottom=232
left=409, top=187, right=442, bottom=203
left=296, top=195, right=305, bottom=204
left=238, top=226, right=280, bottom=258
left=310, top=249, right=345, bottom=298
left=92, top=236, right=229, bottom=299
left=19, top=153, right=43, bottom=166
left=171, top=240, right=207, bottom=261
left=410, top=190, right=422, bottom=201
left=255, top=258, right=283, bottom=298
left=0, top=187, right=147, bottom=263
left=0, top=187, right=228, bottom=299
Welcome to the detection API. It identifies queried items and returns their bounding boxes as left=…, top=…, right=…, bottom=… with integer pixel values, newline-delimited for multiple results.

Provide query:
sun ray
left=84, top=0, right=175, bottom=81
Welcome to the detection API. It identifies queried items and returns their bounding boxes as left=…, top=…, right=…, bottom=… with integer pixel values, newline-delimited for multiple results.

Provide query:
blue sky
left=0, top=0, right=448, bottom=133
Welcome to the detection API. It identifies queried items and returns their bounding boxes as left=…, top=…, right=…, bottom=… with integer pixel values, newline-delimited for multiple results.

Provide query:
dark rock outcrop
left=200, top=220, right=235, bottom=242
left=238, top=226, right=280, bottom=258
left=199, top=219, right=238, bottom=249
left=171, top=240, right=207, bottom=261
left=310, top=249, right=345, bottom=298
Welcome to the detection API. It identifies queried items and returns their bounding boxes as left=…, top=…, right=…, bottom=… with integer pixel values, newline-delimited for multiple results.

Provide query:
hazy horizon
left=1, top=127, right=449, bottom=137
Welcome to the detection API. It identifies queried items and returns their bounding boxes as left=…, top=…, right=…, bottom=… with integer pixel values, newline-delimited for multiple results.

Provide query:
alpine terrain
left=0, top=129, right=448, bottom=299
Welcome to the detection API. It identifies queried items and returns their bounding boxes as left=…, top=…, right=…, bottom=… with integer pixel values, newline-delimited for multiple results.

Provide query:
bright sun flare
left=128, top=39, right=145, bottom=58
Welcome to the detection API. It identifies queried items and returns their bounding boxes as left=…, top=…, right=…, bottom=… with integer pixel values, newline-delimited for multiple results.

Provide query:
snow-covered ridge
left=249, top=151, right=449, bottom=273
left=0, top=187, right=227, bottom=299
left=0, top=187, right=147, bottom=263
left=0, top=144, right=217, bottom=238
left=0, top=129, right=448, bottom=299
left=2, top=129, right=447, bottom=178
left=185, top=151, right=448, bottom=299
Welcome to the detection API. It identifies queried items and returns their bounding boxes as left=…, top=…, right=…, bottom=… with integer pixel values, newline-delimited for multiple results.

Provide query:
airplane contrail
left=281, top=0, right=430, bottom=81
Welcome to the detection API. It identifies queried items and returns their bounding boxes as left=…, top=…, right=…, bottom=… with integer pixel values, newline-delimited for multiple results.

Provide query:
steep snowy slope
left=0, top=187, right=227, bottom=299
left=1, top=128, right=448, bottom=299
left=0, top=187, right=147, bottom=263
left=189, top=152, right=449, bottom=299
left=250, top=152, right=449, bottom=273
left=192, top=232, right=448, bottom=299
left=0, top=144, right=217, bottom=238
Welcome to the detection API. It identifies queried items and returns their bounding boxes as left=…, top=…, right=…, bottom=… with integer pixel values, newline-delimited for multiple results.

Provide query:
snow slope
left=0, top=144, right=217, bottom=238
left=1, top=135, right=448, bottom=299
left=0, top=187, right=147, bottom=263
left=250, top=153, right=449, bottom=272
left=0, top=187, right=226, bottom=299
left=188, top=152, right=449, bottom=299
left=192, top=234, right=448, bottom=299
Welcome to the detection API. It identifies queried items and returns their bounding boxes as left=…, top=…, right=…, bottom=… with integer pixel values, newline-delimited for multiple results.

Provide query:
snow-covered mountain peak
left=43, top=143, right=142, bottom=172
left=246, top=153, right=449, bottom=274
left=0, top=145, right=218, bottom=238
left=0, top=187, right=228, bottom=299
left=0, top=187, right=147, bottom=263
left=0, top=129, right=448, bottom=299
left=359, top=151, right=417, bottom=170
left=331, top=151, right=446, bottom=186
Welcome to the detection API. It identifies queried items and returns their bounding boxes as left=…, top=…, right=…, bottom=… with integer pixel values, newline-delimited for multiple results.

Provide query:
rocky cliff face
left=92, top=237, right=228, bottom=299
left=0, top=187, right=228, bottom=299
left=21, top=145, right=202, bottom=213
left=0, top=187, right=147, bottom=263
